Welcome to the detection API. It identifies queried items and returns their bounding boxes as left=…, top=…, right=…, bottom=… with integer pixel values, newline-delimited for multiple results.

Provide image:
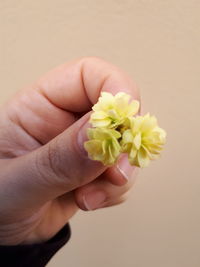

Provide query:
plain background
left=0, top=1, right=199, bottom=266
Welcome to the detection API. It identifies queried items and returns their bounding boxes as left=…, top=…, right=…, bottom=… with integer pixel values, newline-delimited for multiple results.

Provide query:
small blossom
left=90, top=92, right=140, bottom=128
left=121, top=113, right=166, bottom=168
left=84, top=128, right=121, bottom=166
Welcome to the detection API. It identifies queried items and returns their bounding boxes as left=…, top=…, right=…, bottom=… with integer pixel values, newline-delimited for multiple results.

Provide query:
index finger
left=36, top=57, right=141, bottom=113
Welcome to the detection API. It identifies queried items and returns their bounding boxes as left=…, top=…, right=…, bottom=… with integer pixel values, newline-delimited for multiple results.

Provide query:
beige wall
left=0, top=1, right=199, bottom=266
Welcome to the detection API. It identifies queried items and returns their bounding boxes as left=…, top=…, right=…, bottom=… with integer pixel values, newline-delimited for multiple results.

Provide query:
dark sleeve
left=0, top=223, right=71, bottom=267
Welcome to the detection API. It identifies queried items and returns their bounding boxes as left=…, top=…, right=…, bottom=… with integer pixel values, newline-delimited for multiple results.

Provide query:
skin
left=0, top=57, right=140, bottom=245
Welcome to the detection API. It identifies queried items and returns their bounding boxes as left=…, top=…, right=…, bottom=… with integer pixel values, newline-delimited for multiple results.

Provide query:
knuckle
left=35, top=141, right=70, bottom=187
left=46, top=141, right=63, bottom=178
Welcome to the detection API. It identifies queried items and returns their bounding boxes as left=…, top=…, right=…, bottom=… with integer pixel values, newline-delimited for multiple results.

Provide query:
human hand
left=0, top=57, right=140, bottom=245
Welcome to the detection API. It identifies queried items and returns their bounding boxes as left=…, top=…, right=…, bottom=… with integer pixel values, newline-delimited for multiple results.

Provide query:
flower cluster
left=121, top=113, right=166, bottom=167
left=90, top=92, right=139, bottom=128
left=84, top=128, right=121, bottom=166
left=84, top=92, right=166, bottom=167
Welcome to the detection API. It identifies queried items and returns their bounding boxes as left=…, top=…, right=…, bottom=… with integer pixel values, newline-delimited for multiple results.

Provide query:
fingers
left=74, top=163, right=139, bottom=211
left=103, top=155, right=138, bottom=186
left=37, top=57, right=140, bottom=112
left=10, top=57, right=140, bottom=144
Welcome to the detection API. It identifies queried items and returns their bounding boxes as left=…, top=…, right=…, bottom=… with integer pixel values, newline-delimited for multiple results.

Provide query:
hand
left=0, top=57, right=140, bottom=245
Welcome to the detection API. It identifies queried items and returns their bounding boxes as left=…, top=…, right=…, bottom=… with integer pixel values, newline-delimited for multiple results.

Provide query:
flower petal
left=137, top=147, right=150, bottom=168
left=133, top=132, right=141, bottom=150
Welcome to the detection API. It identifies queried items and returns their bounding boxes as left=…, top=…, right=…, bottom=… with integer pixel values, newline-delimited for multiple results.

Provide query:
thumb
left=1, top=113, right=106, bottom=210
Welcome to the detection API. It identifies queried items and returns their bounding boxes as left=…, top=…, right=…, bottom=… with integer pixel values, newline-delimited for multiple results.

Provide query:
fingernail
left=117, top=156, right=136, bottom=181
left=83, top=191, right=107, bottom=210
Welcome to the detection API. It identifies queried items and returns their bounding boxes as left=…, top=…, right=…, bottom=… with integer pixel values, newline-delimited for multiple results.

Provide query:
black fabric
left=0, top=223, right=71, bottom=267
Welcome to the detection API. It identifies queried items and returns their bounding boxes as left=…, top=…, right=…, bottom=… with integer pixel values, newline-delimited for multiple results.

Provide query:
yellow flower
left=84, top=92, right=166, bottom=168
left=84, top=128, right=121, bottom=166
left=90, top=92, right=140, bottom=128
left=121, top=113, right=166, bottom=168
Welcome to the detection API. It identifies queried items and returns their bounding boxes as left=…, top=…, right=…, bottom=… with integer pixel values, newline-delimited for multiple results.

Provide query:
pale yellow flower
left=84, top=91, right=166, bottom=168
left=121, top=113, right=166, bottom=168
left=90, top=92, right=140, bottom=128
left=84, top=128, right=121, bottom=166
